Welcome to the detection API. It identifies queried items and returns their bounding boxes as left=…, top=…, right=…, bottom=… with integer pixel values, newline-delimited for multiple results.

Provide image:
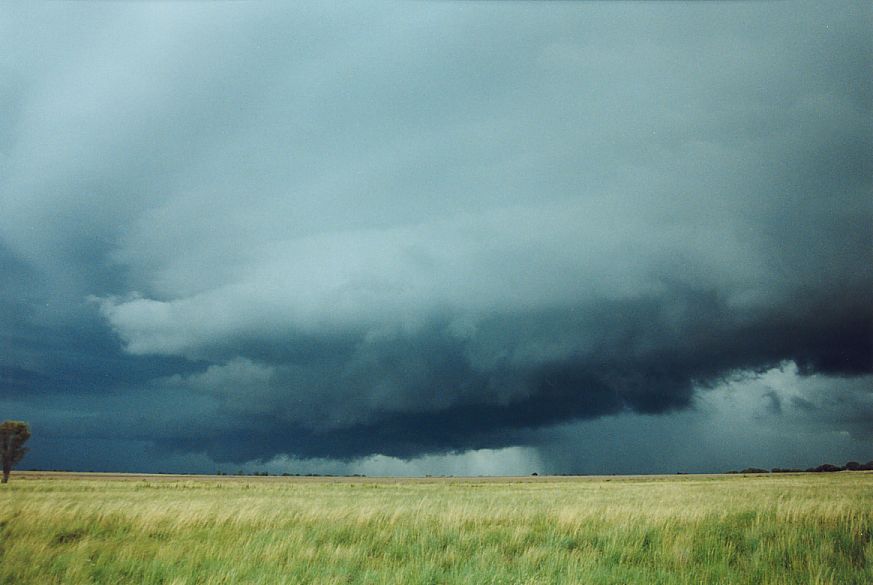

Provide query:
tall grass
left=0, top=473, right=870, bottom=584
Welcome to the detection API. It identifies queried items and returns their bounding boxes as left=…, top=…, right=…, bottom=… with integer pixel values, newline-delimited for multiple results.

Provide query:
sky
left=1, top=1, right=871, bottom=476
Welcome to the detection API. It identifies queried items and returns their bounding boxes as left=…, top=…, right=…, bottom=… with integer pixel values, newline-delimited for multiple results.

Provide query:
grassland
left=0, top=472, right=870, bottom=584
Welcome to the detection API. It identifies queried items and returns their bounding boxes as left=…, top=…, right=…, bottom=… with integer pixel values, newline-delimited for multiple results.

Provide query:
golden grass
left=1, top=472, right=870, bottom=584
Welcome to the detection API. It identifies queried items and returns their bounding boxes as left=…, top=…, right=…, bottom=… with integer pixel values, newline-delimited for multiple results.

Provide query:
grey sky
left=1, top=2, right=870, bottom=474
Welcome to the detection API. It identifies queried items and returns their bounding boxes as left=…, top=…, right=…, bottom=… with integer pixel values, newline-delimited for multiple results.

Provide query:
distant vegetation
left=0, top=472, right=869, bottom=584
left=728, top=461, right=873, bottom=474
left=0, top=420, right=30, bottom=483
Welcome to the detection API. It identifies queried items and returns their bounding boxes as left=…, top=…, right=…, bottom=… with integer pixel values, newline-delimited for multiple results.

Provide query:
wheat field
left=0, top=472, right=870, bottom=584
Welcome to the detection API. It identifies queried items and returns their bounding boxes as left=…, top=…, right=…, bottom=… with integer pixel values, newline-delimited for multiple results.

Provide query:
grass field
left=0, top=472, right=870, bottom=584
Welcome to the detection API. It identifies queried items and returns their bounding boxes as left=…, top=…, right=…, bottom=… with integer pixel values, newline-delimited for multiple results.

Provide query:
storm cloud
left=1, top=2, right=870, bottom=472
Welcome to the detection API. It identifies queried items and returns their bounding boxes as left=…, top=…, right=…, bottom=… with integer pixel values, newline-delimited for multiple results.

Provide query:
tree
left=1, top=420, right=30, bottom=483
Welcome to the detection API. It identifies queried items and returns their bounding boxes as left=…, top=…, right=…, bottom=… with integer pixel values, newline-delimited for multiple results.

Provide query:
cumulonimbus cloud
left=2, top=2, right=870, bottom=466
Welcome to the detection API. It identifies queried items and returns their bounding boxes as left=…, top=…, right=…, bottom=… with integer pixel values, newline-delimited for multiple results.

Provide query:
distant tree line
left=727, top=460, right=873, bottom=474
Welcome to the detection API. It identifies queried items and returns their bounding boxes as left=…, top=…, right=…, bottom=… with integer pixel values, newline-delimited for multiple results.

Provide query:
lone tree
left=1, top=420, right=30, bottom=483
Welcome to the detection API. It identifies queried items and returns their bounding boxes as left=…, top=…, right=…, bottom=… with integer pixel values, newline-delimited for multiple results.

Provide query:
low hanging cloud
left=96, top=190, right=871, bottom=461
left=1, top=2, right=871, bottom=468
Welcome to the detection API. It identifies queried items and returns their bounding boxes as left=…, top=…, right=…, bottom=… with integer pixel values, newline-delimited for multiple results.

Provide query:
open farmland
left=0, top=472, right=870, bottom=584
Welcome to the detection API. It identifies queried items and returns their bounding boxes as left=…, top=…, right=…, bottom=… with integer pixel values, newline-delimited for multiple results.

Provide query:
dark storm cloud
left=1, top=2, right=870, bottom=470
left=147, top=284, right=870, bottom=463
left=530, top=363, right=873, bottom=476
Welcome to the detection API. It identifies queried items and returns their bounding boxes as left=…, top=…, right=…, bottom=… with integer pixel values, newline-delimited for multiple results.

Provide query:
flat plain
left=0, top=471, right=870, bottom=584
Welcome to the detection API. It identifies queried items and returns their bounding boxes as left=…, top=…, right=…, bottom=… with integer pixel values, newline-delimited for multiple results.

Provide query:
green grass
left=1, top=472, right=870, bottom=584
